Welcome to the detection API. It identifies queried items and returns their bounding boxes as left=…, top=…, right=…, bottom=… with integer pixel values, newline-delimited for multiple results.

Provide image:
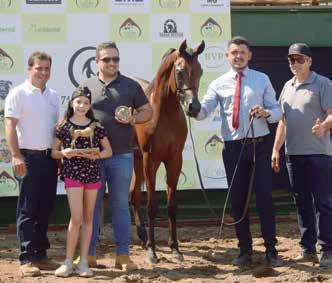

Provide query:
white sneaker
left=54, top=259, right=74, bottom=277
left=76, top=259, right=93, bottom=277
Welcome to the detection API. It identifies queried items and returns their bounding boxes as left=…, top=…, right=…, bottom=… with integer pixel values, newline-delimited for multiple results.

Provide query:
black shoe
left=265, top=252, right=282, bottom=267
left=295, top=251, right=319, bottom=263
left=319, top=252, right=332, bottom=268
left=232, top=253, right=252, bottom=266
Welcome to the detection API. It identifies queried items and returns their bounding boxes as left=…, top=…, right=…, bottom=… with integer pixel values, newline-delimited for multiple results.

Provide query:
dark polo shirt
left=80, top=73, right=148, bottom=154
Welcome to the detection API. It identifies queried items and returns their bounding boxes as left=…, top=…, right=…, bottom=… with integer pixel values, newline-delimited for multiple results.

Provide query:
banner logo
left=0, top=48, right=14, bottom=71
left=113, top=0, right=144, bottom=6
left=203, top=46, right=224, bottom=68
left=200, top=0, right=225, bottom=7
left=0, top=138, right=11, bottom=164
left=119, top=18, right=142, bottom=39
left=0, top=25, right=15, bottom=33
left=0, top=170, right=17, bottom=191
left=0, top=80, right=12, bottom=99
left=0, top=0, right=11, bottom=8
left=159, top=19, right=183, bottom=38
left=26, top=0, right=61, bottom=4
left=75, top=0, right=99, bottom=8
left=200, top=17, right=222, bottom=39
left=159, top=0, right=181, bottom=8
left=68, top=46, right=96, bottom=87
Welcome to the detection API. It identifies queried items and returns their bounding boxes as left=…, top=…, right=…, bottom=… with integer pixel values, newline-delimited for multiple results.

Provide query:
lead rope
left=187, top=114, right=257, bottom=257
left=213, top=115, right=256, bottom=256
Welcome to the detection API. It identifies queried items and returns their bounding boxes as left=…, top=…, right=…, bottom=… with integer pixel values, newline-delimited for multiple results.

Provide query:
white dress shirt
left=5, top=80, right=60, bottom=150
left=197, top=67, right=282, bottom=141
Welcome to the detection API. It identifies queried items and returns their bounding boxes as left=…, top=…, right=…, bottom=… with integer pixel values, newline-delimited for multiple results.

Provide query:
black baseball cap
left=71, top=86, right=91, bottom=102
left=288, top=43, right=312, bottom=57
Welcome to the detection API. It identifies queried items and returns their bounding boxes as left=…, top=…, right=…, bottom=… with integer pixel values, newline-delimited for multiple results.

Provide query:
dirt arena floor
left=1, top=221, right=332, bottom=283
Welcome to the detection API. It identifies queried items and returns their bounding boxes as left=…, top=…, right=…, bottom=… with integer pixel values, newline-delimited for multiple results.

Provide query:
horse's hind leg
left=129, top=150, right=147, bottom=248
left=144, top=153, right=161, bottom=264
left=164, top=157, right=184, bottom=262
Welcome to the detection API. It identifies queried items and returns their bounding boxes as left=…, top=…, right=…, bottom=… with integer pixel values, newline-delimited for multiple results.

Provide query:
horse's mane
left=147, top=49, right=178, bottom=132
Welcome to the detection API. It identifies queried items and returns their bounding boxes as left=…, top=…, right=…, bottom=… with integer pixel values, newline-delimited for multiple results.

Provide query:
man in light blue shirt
left=188, top=36, right=282, bottom=266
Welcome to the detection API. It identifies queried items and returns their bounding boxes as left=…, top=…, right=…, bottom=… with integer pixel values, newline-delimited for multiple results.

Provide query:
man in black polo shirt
left=80, top=41, right=152, bottom=271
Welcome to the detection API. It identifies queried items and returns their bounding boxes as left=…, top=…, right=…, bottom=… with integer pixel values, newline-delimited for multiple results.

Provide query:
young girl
left=52, top=86, right=112, bottom=277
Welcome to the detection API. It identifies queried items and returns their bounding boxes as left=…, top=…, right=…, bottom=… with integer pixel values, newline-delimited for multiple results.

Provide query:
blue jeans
left=286, top=154, right=332, bottom=253
left=89, top=153, right=133, bottom=256
left=16, top=153, right=57, bottom=264
left=223, top=136, right=277, bottom=254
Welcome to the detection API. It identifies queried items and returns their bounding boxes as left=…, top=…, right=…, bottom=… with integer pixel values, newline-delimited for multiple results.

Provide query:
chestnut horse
left=130, top=40, right=205, bottom=264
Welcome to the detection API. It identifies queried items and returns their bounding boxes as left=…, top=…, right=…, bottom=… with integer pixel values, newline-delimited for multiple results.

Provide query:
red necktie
left=232, top=72, right=243, bottom=129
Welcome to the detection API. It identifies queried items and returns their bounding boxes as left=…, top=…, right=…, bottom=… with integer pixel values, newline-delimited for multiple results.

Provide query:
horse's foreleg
left=143, top=153, right=160, bottom=264
left=129, top=151, right=147, bottom=248
left=165, top=157, right=184, bottom=262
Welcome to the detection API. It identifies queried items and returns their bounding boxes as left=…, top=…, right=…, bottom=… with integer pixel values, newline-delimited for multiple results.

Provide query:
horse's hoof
left=147, top=249, right=159, bottom=264
left=172, top=250, right=184, bottom=263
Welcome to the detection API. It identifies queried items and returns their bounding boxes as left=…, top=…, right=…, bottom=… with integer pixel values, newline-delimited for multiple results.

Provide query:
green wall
left=232, top=6, right=332, bottom=46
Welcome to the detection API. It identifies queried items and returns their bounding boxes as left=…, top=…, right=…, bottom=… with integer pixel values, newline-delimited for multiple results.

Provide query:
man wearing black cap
left=272, top=43, right=332, bottom=267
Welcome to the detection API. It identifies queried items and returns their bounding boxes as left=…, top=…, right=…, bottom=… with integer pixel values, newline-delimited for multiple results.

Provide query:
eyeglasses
left=100, top=56, right=120, bottom=64
left=288, top=56, right=306, bottom=65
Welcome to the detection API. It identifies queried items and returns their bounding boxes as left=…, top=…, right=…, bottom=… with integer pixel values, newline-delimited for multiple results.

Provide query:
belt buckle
left=44, top=149, right=51, bottom=156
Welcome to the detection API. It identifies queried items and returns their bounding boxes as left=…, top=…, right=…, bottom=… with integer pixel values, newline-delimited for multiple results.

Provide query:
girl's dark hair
left=56, top=96, right=97, bottom=130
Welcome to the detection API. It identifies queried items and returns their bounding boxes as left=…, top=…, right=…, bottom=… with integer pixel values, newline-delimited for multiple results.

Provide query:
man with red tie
left=187, top=36, right=282, bottom=266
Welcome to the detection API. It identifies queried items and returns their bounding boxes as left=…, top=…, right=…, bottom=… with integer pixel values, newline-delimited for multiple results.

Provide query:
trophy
left=115, top=105, right=132, bottom=121
left=69, top=122, right=100, bottom=156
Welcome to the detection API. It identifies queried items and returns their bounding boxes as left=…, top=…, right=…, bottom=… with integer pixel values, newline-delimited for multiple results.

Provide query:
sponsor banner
left=66, top=45, right=97, bottom=88
left=22, top=0, right=66, bottom=12
left=22, top=14, right=66, bottom=43
left=0, top=165, right=19, bottom=197
left=67, top=0, right=108, bottom=13
left=117, top=43, right=152, bottom=79
left=26, top=0, right=62, bottom=4
left=0, top=0, right=231, bottom=196
left=0, top=16, right=22, bottom=44
left=110, top=15, right=149, bottom=42
left=151, top=14, right=190, bottom=42
left=198, top=160, right=227, bottom=188
left=190, top=0, right=230, bottom=13
left=191, top=14, right=231, bottom=43
left=200, top=42, right=229, bottom=73
left=151, top=0, right=189, bottom=13
left=0, top=46, right=23, bottom=74
left=66, top=14, right=109, bottom=44
left=0, top=0, right=20, bottom=13
left=109, top=0, right=149, bottom=13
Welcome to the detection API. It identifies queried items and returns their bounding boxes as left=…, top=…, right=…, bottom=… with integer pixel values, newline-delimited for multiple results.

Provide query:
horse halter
left=174, top=63, right=195, bottom=103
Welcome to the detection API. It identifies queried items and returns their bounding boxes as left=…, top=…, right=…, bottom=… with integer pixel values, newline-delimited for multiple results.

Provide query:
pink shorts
left=64, top=178, right=101, bottom=190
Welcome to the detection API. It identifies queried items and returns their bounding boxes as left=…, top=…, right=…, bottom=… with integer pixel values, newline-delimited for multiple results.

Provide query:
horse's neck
left=161, top=89, right=181, bottom=113
left=148, top=59, right=178, bottom=132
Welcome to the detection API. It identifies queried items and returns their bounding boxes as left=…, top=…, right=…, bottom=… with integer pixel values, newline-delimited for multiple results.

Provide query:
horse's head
left=170, top=40, right=205, bottom=116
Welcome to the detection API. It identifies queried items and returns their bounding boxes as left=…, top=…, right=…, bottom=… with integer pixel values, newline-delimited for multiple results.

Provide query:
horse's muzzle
left=186, top=96, right=201, bottom=118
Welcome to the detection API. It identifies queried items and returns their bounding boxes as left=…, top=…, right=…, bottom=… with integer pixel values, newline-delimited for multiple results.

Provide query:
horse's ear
left=179, top=39, right=187, bottom=55
left=194, top=40, right=205, bottom=56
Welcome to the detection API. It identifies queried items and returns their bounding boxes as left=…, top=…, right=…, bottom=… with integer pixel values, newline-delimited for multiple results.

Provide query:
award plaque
left=115, top=105, right=132, bottom=121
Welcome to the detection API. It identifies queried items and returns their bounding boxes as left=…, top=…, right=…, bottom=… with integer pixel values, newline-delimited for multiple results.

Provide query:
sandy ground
left=1, top=222, right=332, bottom=283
